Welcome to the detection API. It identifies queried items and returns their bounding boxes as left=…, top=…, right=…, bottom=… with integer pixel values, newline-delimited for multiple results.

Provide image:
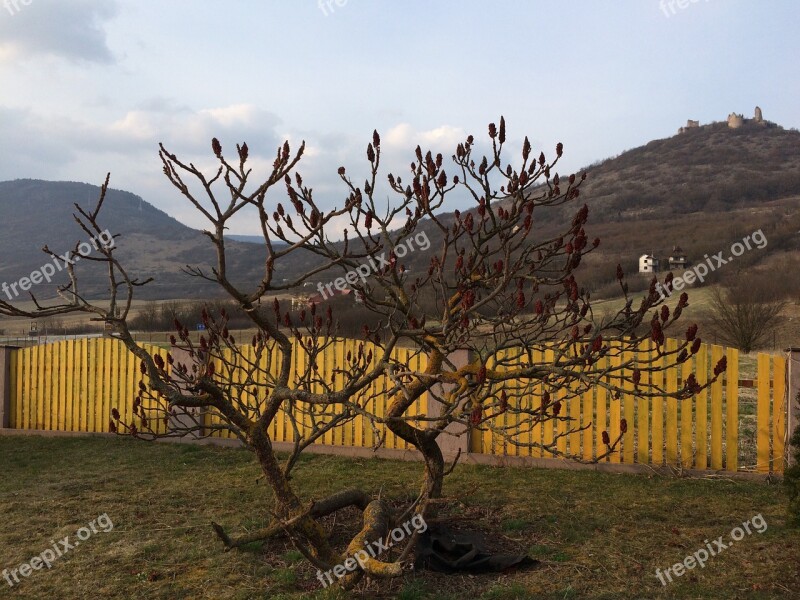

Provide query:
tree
left=0, top=118, right=726, bottom=590
left=707, top=285, right=785, bottom=353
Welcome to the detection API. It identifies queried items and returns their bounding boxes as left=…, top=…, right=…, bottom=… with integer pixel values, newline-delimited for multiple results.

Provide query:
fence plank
left=595, top=355, right=608, bottom=462
left=510, top=348, right=526, bottom=457
left=43, top=343, right=52, bottom=430
left=710, top=345, right=724, bottom=469
left=26, top=346, right=33, bottom=429
left=756, top=353, right=771, bottom=473
left=774, top=355, right=787, bottom=473
left=695, top=345, right=708, bottom=470
left=9, top=348, right=18, bottom=428
left=666, top=339, right=679, bottom=467
left=531, top=348, right=543, bottom=458
left=569, top=377, right=582, bottom=458
left=102, top=338, right=112, bottom=432
left=681, top=353, right=694, bottom=469
left=35, top=344, right=45, bottom=429
left=637, top=343, right=649, bottom=464
left=651, top=347, right=664, bottom=466
left=556, top=383, right=568, bottom=456
left=543, top=348, right=555, bottom=457
left=64, top=341, right=74, bottom=432
left=59, top=341, right=68, bottom=431
left=109, top=339, right=119, bottom=435
left=582, top=386, right=594, bottom=461
left=622, top=347, right=634, bottom=464
left=79, top=339, right=88, bottom=432
left=53, top=341, right=62, bottom=430
left=610, top=346, right=622, bottom=464
left=87, top=339, right=97, bottom=432
left=725, top=347, right=739, bottom=471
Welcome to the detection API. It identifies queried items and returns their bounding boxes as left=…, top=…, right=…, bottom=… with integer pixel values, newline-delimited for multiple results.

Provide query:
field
left=0, top=435, right=798, bottom=599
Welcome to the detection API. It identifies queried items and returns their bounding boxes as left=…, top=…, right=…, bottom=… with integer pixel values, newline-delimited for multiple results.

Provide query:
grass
left=0, top=435, right=798, bottom=599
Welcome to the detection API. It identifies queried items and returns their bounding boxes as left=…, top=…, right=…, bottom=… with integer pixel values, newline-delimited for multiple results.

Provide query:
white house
left=638, top=254, right=660, bottom=274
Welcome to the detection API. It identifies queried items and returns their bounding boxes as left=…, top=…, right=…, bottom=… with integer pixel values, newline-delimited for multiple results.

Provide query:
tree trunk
left=250, top=424, right=338, bottom=565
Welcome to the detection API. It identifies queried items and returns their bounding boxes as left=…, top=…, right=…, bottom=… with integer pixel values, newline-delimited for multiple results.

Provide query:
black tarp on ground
left=415, top=524, right=539, bottom=574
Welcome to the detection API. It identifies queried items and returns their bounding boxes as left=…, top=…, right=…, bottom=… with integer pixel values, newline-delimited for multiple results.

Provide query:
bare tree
left=0, top=119, right=726, bottom=590
left=707, top=285, right=785, bottom=353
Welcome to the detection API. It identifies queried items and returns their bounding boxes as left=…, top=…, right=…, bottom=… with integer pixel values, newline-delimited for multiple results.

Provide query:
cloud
left=0, top=0, right=118, bottom=64
left=0, top=101, right=282, bottom=157
left=383, top=123, right=466, bottom=152
left=0, top=102, right=283, bottom=215
left=0, top=105, right=476, bottom=235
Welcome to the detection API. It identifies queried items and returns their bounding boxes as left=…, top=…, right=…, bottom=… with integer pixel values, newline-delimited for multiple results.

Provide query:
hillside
left=0, top=180, right=280, bottom=300
left=1, top=119, right=798, bottom=305
left=567, top=119, right=800, bottom=221
left=497, top=118, right=800, bottom=297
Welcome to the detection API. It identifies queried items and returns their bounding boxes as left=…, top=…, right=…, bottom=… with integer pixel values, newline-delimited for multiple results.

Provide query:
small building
left=668, top=246, right=689, bottom=270
left=639, top=254, right=660, bottom=274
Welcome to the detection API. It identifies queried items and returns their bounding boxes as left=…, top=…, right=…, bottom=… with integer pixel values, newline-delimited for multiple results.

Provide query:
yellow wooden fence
left=4, top=337, right=790, bottom=473
left=472, top=339, right=788, bottom=474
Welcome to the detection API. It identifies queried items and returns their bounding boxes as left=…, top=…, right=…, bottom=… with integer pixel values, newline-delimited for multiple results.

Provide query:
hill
left=0, top=180, right=281, bottom=300
left=1, top=118, right=799, bottom=305
left=503, top=118, right=800, bottom=297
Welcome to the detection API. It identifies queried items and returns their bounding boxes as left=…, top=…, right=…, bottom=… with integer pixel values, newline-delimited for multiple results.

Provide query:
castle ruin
left=727, top=112, right=745, bottom=129
left=679, top=106, right=767, bottom=133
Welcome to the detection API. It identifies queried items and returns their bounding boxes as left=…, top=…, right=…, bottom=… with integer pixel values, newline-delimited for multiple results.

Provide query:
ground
left=0, top=435, right=798, bottom=599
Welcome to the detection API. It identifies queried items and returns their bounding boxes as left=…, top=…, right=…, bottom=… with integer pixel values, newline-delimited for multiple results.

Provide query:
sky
left=0, top=0, right=798, bottom=235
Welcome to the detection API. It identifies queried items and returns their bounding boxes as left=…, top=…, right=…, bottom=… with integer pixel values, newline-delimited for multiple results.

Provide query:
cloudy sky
left=1, top=0, right=798, bottom=234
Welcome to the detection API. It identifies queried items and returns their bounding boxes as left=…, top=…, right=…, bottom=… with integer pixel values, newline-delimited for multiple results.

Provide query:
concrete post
left=168, top=347, right=206, bottom=439
left=787, top=348, right=800, bottom=467
left=426, top=349, right=472, bottom=456
left=0, top=347, right=17, bottom=429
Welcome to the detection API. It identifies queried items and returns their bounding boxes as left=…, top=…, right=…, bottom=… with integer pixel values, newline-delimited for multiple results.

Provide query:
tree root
left=211, top=488, right=372, bottom=551
left=213, top=489, right=414, bottom=591
left=309, top=488, right=371, bottom=517
left=340, top=500, right=404, bottom=589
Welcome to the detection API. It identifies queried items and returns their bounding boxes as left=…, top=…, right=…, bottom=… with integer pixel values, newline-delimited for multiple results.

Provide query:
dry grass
left=0, top=435, right=798, bottom=599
